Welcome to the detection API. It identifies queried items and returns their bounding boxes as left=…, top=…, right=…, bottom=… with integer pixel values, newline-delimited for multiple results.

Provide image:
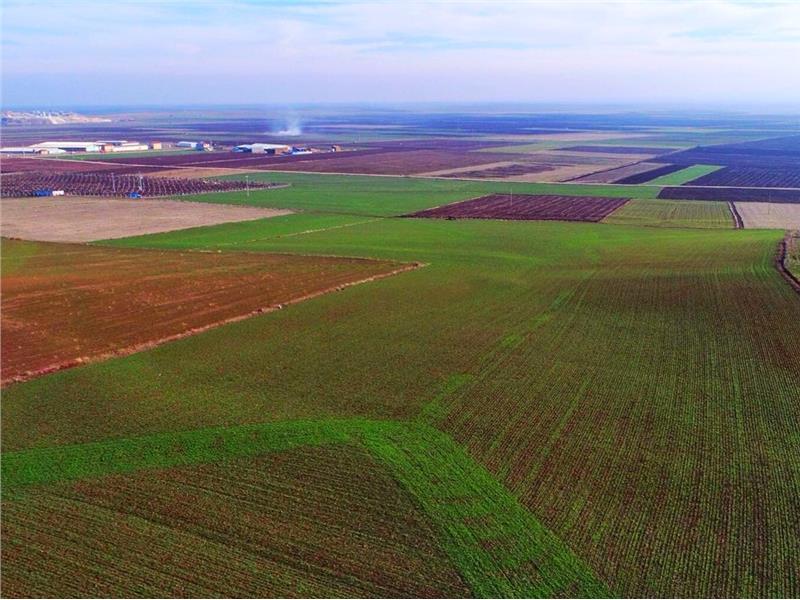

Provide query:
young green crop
left=4, top=418, right=608, bottom=598
left=4, top=205, right=799, bottom=596
left=644, top=164, right=723, bottom=185
left=602, top=198, right=732, bottom=228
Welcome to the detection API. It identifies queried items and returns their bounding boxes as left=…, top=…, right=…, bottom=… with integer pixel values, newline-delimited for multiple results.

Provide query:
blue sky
left=2, top=0, right=799, bottom=107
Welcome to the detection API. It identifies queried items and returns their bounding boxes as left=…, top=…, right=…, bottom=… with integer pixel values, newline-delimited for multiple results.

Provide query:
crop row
left=601, top=199, right=733, bottom=229
left=5, top=216, right=798, bottom=597
left=684, top=166, right=800, bottom=189
left=659, top=186, right=800, bottom=203
left=2, top=418, right=608, bottom=598
left=1, top=171, right=276, bottom=197
left=407, top=194, right=629, bottom=222
left=2, top=443, right=469, bottom=598
left=0, top=157, right=169, bottom=175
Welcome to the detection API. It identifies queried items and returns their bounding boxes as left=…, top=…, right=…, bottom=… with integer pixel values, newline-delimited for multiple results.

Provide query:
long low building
left=32, top=141, right=102, bottom=152
left=0, top=146, right=66, bottom=155
left=232, top=143, right=291, bottom=155
left=97, top=141, right=150, bottom=152
left=177, top=141, right=213, bottom=150
left=2, top=140, right=160, bottom=155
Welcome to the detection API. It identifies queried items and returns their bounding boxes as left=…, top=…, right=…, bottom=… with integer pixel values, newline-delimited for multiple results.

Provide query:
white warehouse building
left=32, top=141, right=102, bottom=153
left=0, top=146, right=66, bottom=155
left=232, top=143, right=291, bottom=155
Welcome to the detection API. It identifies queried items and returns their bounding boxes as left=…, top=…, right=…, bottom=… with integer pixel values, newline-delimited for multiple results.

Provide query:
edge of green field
left=2, top=418, right=611, bottom=598
left=602, top=198, right=733, bottom=229
left=642, top=164, right=723, bottom=185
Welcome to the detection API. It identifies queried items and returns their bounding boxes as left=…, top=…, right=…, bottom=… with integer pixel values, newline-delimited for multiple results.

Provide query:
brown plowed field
left=568, top=162, right=667, bottom=183
left=87, top=149, right=385, bottom=168
left=438, top=163, right=555, bottom=179
left=407, top=194, right=629, bottom=222
left=1, top=171, right=276, bottom=197
left=0, top=157, right=169, bottom=175
left=256, top=150, right=520, bottom=175
left=1, top=239, right=404, bottom=384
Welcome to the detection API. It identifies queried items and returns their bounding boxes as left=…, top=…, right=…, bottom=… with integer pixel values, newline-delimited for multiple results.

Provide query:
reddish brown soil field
left=1, top=239, right=405, bottom=384
left=407, top=194, right=629, bottom=222
left=1, top=157, right=167, bottom=175
left=659, top=186, right=800, bottom=203
left=439, top=163, right=555, bottom=179
left=1, top=172, right=277, bottom=197
left=87, top=149, right=385, bottom=168
left=2, top=445, right=468, bottom=598
left=568, top=162, right=669, bottom=183
left=255, top=150, right=520, bottom=175
left=363, top=139, right=511, bottom=151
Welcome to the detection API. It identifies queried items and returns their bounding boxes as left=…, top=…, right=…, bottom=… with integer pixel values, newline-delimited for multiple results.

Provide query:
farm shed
left=233, top=143, right=291, bottom=155
left=1, top=146, right=65, bottom=155
left=32, top=141, right=101, bottom=153
left=176, top=141, right=212, bottom=150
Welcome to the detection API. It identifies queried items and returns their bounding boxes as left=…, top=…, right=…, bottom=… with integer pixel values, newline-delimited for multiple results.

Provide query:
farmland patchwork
left=2, top=154, right=800, bottom=598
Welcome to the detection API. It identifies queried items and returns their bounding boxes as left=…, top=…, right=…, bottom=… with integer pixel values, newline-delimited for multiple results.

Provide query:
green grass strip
left=1, top=419, right=358, bottom=490
left=361, top=423, right=611, bottom=598
left=2, top=418, right=611, bottom=598
left=644, top=164, right=723, bottom=185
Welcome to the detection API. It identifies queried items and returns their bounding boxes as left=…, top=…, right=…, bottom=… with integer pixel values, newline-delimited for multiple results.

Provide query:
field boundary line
left=0, top=419, right=366, bottom=489
left=145, top=217, right=383, bottom=250
left=728, top=201, right=744, bottom=229
left=276, top=217, right=381, bottom=238
left=360, top=423, right=611, bottom=598
left=775, top=233, right=800, bottom=294
left=1, top=260, right=425, bottom=387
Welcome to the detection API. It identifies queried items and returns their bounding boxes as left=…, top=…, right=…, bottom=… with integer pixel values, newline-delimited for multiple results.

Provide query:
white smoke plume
left=273, top=114, right=303, bottom=136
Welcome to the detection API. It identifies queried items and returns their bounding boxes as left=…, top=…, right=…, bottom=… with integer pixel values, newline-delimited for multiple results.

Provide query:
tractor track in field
left=1, top=260, right=425, bottom=387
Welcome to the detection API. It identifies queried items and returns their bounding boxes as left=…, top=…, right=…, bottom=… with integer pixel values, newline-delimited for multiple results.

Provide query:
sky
left=2, top=0, right=799, bottom=108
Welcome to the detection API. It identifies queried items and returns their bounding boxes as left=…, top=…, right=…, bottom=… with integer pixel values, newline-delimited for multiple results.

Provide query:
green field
left=3, top=419, right=608, bottom=598
left=3, top=170, right=800, bottom=597
left=644, top=164, right=723, bottom=185
left=101, top=212, right=377, bottom=249
left=3, top=441, right=471, bottom=598
left=200, top=171, right=660, bottom=217
left=602, top=198, right=733, bottom=228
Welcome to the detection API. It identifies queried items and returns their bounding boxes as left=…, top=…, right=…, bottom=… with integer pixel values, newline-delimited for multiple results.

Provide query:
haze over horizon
left=3, top=0, right=799, bottom=109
